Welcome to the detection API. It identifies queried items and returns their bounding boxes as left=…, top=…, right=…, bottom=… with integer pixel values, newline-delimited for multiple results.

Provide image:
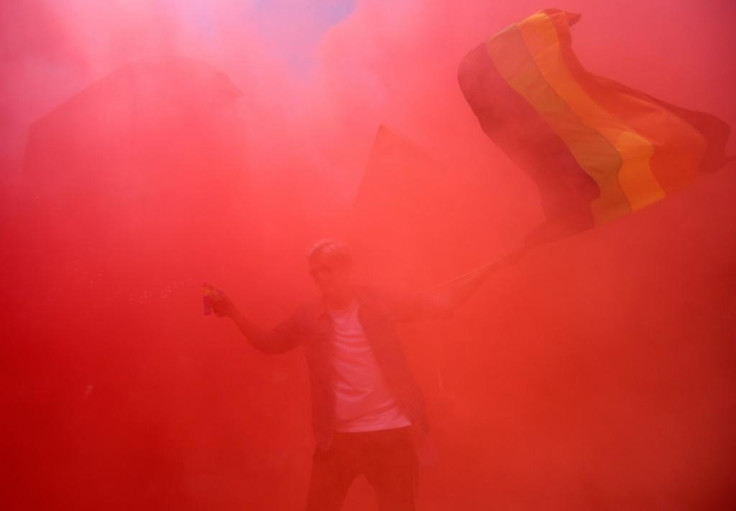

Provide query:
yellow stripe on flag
left=517, top=12, right=666, bottom=218
left=485, top=25, right=630, bottom=224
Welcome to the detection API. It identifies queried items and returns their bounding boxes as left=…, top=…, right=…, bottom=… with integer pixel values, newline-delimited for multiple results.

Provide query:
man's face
left=309, top=251, right=351, bottom=296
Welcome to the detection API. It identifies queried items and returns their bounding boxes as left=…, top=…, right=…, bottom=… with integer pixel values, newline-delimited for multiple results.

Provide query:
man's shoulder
left=353, top=285, right=379, bottom=300
left=286, top=286, right=404, bottom=324
left=289, top=299, right=325, bottom=326
left=354, top=285, right=410, bottom=321
left=290, top=287, right=388, bottom=319
left=355, top=284, right=417, bottom=304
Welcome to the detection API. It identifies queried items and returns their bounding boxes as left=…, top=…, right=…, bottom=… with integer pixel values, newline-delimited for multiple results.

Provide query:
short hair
left=308, top=239, right=352, bottom=268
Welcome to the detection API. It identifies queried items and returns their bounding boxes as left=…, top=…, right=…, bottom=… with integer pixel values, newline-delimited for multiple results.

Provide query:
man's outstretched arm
left=413, top=248, right=527, bottom=319
left=380, top=256, right=509, bottom=322
left=207, top=286, right=300, bottom=354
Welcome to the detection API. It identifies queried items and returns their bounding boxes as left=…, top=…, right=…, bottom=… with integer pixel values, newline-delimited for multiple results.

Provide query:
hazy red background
left=1, top=1, right=734, bottom=509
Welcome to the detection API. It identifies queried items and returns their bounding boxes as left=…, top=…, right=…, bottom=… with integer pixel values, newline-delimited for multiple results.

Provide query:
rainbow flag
left=459, top=9, right=731, bottom=243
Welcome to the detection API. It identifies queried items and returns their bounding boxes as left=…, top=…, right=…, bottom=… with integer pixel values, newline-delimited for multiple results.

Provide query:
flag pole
left=426, top=244, right=530, bottom=296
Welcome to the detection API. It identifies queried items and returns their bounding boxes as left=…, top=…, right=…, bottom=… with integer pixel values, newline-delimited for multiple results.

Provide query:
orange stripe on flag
left=517, top=12, right=667, bottom=219
left=543, top=10, right=708, bottom=194
left=485, top=24, right=631, bottom=224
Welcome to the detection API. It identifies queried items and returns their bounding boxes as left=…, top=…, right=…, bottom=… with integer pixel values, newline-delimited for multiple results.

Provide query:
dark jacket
left=246, top=286, right=451, bottom=449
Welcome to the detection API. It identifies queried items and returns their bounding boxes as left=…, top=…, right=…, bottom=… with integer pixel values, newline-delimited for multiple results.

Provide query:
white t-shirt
left=328, top=300, right=412, bottom=432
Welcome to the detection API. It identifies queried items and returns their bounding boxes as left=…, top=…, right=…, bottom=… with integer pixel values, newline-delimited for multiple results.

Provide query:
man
left=208, top=240, right=473, bottom=510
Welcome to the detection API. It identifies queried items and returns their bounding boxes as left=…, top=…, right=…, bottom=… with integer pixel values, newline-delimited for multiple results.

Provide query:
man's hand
left=202, top=283, right=293, bottom=354
left=203, top=284, right=237, bottom=318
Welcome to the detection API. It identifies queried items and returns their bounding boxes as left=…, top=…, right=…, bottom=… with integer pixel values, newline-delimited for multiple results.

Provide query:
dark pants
left=306, top=426, right=418, bottom=511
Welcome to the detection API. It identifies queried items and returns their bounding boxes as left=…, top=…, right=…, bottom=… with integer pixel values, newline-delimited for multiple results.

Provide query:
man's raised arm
left=375, top=260, right=498, bottom=322
left=207, top=285, right=300, bottom=354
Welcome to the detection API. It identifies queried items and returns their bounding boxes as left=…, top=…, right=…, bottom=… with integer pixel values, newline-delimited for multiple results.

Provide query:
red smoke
left=1, top=1, right=734, bottom=510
